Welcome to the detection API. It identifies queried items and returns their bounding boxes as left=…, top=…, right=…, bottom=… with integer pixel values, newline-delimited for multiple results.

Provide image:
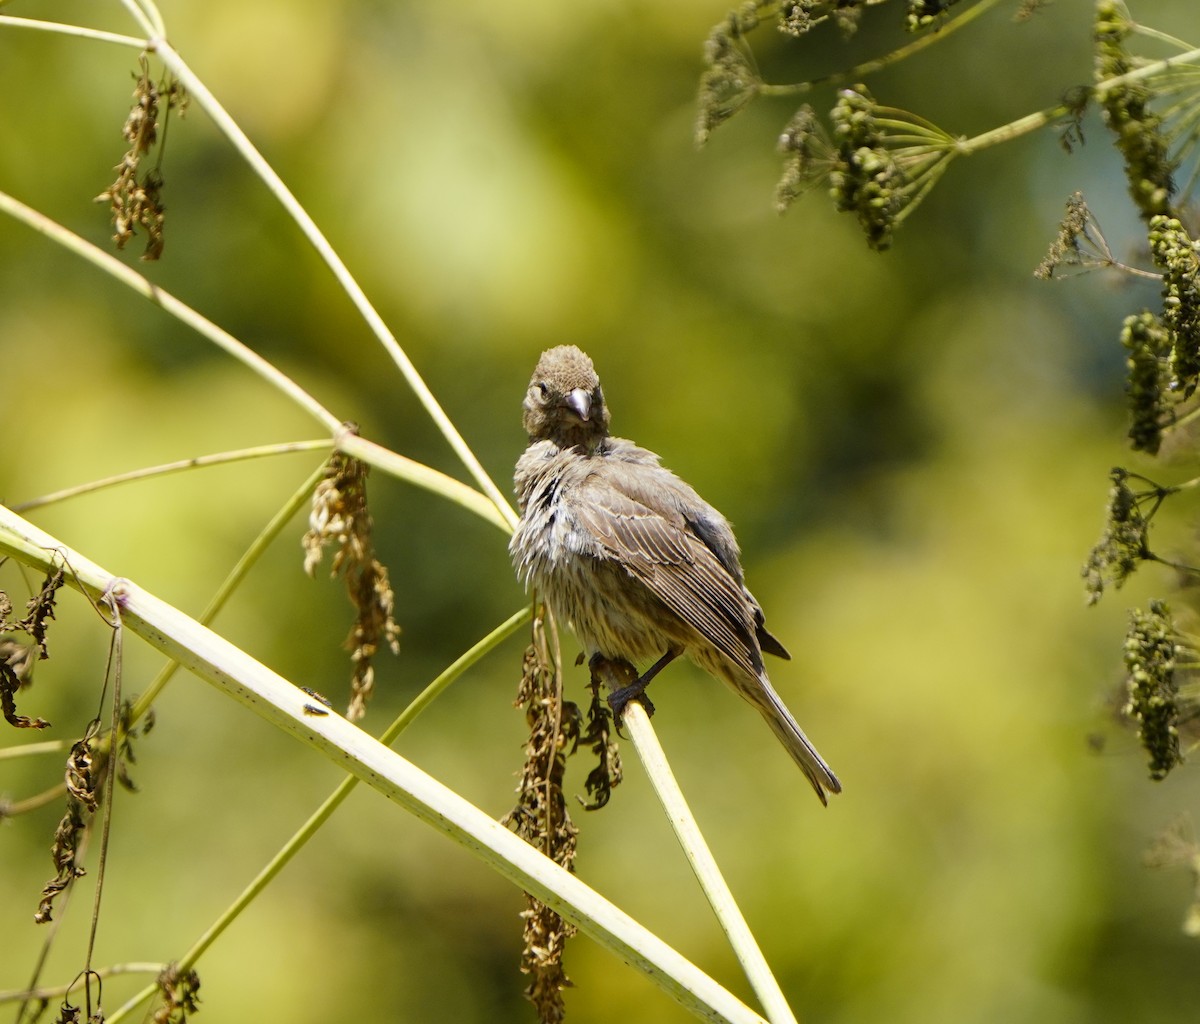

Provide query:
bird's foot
left=587, top=654, right=655, bottom=721
left=607, top=679, right=656, bottom=719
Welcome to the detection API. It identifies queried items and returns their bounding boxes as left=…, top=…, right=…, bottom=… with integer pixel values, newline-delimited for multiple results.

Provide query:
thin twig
left=623, top=701, right=798, bottom=1024
left=10, top=440, right=332, bottom=513
left=146, top=37, right=520, bottom=532
left=0, top=506, right=765, bottom=1024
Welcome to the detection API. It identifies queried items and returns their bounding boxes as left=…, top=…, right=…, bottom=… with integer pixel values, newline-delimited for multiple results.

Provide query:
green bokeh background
left=3, top=1, right=1199, bottom=1021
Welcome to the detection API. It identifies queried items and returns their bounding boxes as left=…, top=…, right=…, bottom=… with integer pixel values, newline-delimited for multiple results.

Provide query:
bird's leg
left=604, top=648, right=679, bottom=719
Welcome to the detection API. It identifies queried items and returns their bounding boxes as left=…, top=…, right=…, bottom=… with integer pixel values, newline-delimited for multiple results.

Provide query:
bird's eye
left=537, top=382, right=550, bottom=397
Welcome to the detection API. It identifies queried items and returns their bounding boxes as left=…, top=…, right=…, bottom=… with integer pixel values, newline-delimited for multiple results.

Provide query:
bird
left=509, top=345, right=841, bottom=804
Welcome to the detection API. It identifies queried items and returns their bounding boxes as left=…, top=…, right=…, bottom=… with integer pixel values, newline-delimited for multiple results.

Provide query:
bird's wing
left=571, top=470, right=763, bottom=679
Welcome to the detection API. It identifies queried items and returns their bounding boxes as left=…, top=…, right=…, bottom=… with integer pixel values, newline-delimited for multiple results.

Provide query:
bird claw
left=607, top=683, right=655, bottom=720
left=587, top=653, right=655, bottom=720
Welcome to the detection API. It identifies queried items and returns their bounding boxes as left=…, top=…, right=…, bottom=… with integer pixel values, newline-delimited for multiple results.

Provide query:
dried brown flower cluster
left=35, top=722, right=101, bottom=924
left=153, top=963, right=202, bottom=1023
left=504, top=610, right=581, bottom=1023
left=95, top=53, right=186, bottom=261
left=303, top=449, right=401, bottom=721
left=0, top=569, right=64, bottom=731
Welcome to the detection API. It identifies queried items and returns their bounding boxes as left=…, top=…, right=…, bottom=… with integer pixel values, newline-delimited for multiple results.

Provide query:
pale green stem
left=623, top=701, right=798, bottom=1024
left=957, top=48, right=1200, bottom=156
left=338, top=433, right=512, bottom=535
left=0, top=507, right=764, bottom=1024
left=125, top=461, right=328, bottom=724
left=0, top=192, right=503, bottom=529
left=146, top=38, right=520, bottom=532
left=0, top=963, right=164, bottom=1006
left=1132, top=23, right=1195, bottom=52
left=11, top=440, right=332, bottom=513
left=0, top=739, right=68, bottom=761
left=0, top=189, right=342, bottom=434
left=757, top=0, right=1007, bottom=98
left=0, top=15, right=143, bottom=46
left=108, top=606, right=530, bottom=1023
left=0, top=782, right=68, bottom=816
left=116, top=0, right=160, bottom=36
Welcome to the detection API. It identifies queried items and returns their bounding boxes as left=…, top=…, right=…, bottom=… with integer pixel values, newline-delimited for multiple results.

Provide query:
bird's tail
left=752, top=674, right=841, bottom=805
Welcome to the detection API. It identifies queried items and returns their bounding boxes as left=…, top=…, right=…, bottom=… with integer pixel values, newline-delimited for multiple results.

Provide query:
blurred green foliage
left=2, top=1, right=1200, bottom=1022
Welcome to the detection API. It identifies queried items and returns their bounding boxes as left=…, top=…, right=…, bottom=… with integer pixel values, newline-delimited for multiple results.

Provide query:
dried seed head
left=303, top=448, right=401, bottom=720
left=96, top=53, right=185, bottom=260
left=503, top=610, right=582, bottom=1022
left=153, top=964, right=201, bottom=1024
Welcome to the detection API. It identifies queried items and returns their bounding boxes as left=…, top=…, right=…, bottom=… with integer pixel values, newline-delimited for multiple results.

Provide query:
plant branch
left=124, top=461, right=328, bottom=725
left=107, top=606, right=531, bottom=1022
left=623, top=701, right=798, bottom=1024
left=145, top=37, right=520, bottom=532
left=10, top=441, right=333, bottom=513
left=757, top=0, right=1007, bottom=98
left=0, top=506, right=766, bottom=1024
left=0, top=189, right=342, bottom=434
left=0, top=15, right=145, bottom=47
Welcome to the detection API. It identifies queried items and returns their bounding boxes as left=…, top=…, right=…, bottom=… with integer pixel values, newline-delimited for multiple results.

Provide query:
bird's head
left=522, top=345, right=611, bottom=450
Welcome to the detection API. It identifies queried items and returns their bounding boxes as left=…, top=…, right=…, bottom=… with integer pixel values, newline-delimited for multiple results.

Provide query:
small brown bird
left=510, top=345, right=841, bottom=804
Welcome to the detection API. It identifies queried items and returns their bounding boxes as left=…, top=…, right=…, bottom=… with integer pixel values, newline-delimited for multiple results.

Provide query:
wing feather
left=570, top=470, right=763, bottom=679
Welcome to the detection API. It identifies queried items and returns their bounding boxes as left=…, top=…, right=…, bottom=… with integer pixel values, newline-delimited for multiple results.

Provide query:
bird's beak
left=565, top=388, right=592, bottom=422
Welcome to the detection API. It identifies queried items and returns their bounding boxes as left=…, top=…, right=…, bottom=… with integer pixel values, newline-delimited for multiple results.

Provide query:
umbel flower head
left=695, top=4, right=765, bottom=146
left=1094, top=0, right=1177, bottom=221
left=1148, top=215, right=1200, bottom=396
left=1082, top=468, right=1171, bottom=605
left=1123, top=600, right=1184, bottom=780
left=777, top=85, right=957, bottom=250
left=1121, top=310, right=1174, bottom=455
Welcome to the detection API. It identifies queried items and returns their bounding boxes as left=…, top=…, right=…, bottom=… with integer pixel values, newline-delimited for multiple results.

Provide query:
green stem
left=0, top=963, right=164, bottom=1005
left=338, top=433, right=512, bottom=535
left=147, top=38, right=520, bottom=532
left=0, top=189, right=342, bottom=434
left=107, top=606, right=530, bottom=1024
left=11, top=440, right=332, bottom=513
left=126, top=461, right=328, bottom=724
left=116, top=0, right=160, bottom=37
left=0, top=782, right=67, bottom=816
left=0, top=15, right=144, bottom=46
left=757, top=0, right=1007, bottom=97
left=622, top=701, right=797, bottom=1024
left=0, top=739, right=68, bottom=761
left=0, top=194, right=505, bottom=530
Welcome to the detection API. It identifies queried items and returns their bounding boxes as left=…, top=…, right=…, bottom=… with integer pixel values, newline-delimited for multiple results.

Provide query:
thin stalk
left=147, top=38, right=520, bottom=532
left=0, top=964, right=163, bottom=1006
left=108, top=606, right=530, bottom=1024
left=0, top=15, right=144, bottom=47
left=0, top=508, right=764, bottom=1024
left=116, top=0, right=161, bottom=37
left=0, top=782, right=68, bottom=816
left=338, top=433, right=512, bottom=535
left=11, top=441, right=332, bottom=513
left=0, top=190, right=341, bottom=435
left=126, top=461, right=328, bottom=724
left=0, top=193, right=503, bottom=529
left=623, top=701, right=798, bottom=1024
left=0, top=739, right=69, bottom=761
left=757, top=0, right=1007, bottom=98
